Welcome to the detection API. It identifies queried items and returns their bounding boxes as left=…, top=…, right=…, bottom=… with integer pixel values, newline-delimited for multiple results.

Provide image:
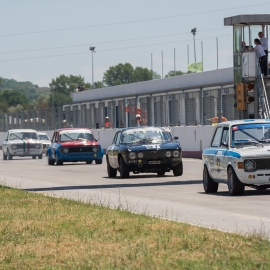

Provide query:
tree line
left=0, top=63, right=192, bottom=113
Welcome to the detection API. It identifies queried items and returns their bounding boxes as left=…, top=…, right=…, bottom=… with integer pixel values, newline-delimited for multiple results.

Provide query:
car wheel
left=55, top=158, right=63, bottom=166
left=227, top=166, right=245, bottom=196
left=157, top=171, right=165, bottom=176
left=7, top=149, right=13, bottom=160
left=107, top=157, right=117, bottom=177
left=95, top=159, right=103, bottom=164
left=3, top=151, right=7, bottom=160
left=47, top=155, right=55, bottom=166
left=173, top=161, right=183, bottom=176
left=86, top=160, right=93, bottom=164
left=119, top=157, right=129, bottom=178
left=32, top=156, right=36, bottom=159
left=38, top=154, right=43, bottom=159
left=203, top=165, right=218, bottom=193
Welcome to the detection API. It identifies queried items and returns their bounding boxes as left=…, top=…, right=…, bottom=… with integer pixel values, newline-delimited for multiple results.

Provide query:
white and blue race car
left=202, top=119, right=270, bottom=195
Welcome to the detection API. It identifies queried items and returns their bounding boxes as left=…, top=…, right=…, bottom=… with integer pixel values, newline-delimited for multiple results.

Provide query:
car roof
left=8, top=129, right=37, bottom=133
left=37, top=132, right=48, bottom=135
left=121, top=126, right=164, bottom=131
left=56, top=128, right=92, bottom=132
left=216, top=119, right=270, bottom=128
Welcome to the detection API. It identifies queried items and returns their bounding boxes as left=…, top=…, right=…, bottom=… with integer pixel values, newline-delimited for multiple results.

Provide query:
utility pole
left=89, top=46, right=96, bottom=87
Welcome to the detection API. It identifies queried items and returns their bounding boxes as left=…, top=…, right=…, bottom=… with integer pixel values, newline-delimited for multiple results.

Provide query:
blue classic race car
left=47, top=128, right=104, bottom=166
left=106, top=127, right=183, bottom=178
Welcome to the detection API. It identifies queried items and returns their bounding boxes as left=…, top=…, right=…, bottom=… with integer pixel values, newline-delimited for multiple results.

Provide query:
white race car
left=2, top=129, right=43, bottom=160
left=37, top=132, right=51, bottom=154
left=202, top=119, right=270, bottom=195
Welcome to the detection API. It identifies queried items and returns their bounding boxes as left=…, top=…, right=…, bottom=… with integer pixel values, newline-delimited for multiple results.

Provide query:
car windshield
left=9, top=132, right=38, bottom=140
left=120, top=127, right=170, bottom=144
left=38, top=134, right=50, bottom=140
left=232, top=123, right=270, bottom=148
left=59, top=130, right=94, bottom=142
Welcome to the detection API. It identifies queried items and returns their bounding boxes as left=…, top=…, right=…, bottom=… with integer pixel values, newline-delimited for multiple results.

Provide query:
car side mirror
left=174, top=136, right=178, bottom=140
left=221, top=141, right=228, bottom=147
left=95, top=139, right=98, bottom=142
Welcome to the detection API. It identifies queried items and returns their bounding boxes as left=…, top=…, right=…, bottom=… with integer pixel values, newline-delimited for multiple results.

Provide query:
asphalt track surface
left=1, top=150, right=270, bottom=237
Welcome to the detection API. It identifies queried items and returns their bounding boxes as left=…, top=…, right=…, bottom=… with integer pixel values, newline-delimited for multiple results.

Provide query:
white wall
left=0, top=125, right=215, bottom=152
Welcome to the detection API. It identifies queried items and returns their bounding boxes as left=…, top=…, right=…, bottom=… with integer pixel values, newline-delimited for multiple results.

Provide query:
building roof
left=224, top=14, right=270, bottom=26
left=71, top=68, right=233, bottom=104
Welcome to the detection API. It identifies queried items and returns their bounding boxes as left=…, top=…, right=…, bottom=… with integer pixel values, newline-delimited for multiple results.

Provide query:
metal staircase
left=256, top=61, right=270, bottom=119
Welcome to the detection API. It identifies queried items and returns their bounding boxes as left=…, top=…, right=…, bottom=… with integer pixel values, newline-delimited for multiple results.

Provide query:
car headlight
left=92, top=147, right=98, bottom=152
left=173, top=150, right=179, bottom=157
left=244, top=160, right=256, bottom=172
left=12, top=145, right=17, bottom=149
left=138, top=152, right=144, bottom=158
left=165, top=151, right=172, bottom=158
left=63, top=148, right=69, bottom=154
left=129, top=152, right=136, bottom=159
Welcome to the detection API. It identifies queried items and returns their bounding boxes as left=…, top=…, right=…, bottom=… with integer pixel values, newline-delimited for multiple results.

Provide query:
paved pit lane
left=1, top=151, right=270, bottom=237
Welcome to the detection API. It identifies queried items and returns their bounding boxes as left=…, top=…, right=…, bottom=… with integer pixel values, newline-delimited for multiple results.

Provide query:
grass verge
left=0, top=185, right=269, bottom=269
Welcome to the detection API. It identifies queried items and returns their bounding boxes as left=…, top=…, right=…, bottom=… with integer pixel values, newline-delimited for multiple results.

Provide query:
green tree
left=0, top=90, right=29, bottom=113
left=92, top=81, right=105, bottom=89
left=103, top=63, right=161, bottom=86
left=7, top=104, right=24, bottom=114
left=49, top=75, right=91, bottom=108
left=165, top=70, right=194, bottom=78
left=103, top=63, right=134, bottom=86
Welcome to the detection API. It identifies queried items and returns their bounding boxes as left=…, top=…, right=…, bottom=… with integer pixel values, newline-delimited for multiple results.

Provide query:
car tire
left=157, top=171, right=165, bottom=176
left=32, top=156, right=36, bottom=159
left=227, top=166, right=245, bottom=196
left=38, top=154, right=43, bottom=159
left=55, top=158, right=63, bottom=166
left=107, top=157, right=117, bottom=177
left=203, top=165, right=218, bottom=193
left=86, top=160, right=93, bottom=164
left=173, top=161, right=183, bottom=176
left=119, top=156, right=129, bottom=178
left=7, top=149, right=13, bottom=160
left=95, top=159, right=102, bottom=164
left=47, top=155, right=55, bottom=166
left=3, top=152, right=7, bottom=160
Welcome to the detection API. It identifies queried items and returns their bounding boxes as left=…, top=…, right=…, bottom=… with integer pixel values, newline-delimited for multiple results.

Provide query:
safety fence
left=1, top=85, right=236, bottom=132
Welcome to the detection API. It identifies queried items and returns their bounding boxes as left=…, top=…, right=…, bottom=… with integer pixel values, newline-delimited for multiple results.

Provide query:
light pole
left=89, top=46, right=95, bottom=87
left=191, top=28, right=197, bottom=63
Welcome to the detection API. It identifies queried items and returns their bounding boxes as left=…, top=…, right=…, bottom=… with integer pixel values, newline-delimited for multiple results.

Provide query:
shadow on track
left=198, top=189, right=270, bottom=197
left=24, top=180, right=202, bottom=192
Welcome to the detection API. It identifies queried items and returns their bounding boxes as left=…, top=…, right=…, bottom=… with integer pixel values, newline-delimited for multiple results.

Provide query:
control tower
left=224, top=14, right=270, bottom=119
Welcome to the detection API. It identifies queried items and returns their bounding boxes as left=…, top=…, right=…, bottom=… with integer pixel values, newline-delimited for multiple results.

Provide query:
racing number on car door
left=210, top=127, right=223, bottom=179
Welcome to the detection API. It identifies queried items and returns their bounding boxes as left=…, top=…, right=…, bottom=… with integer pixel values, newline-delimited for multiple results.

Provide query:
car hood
left=8, top=139, right=41, bottom=144
left=234, top=145, right=270, bottom=158
left=60, top=141, right=100, bottom=147
left=125, top=141, right=180, bottom=151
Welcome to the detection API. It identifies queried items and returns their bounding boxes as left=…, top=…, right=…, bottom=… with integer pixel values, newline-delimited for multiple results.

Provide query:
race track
left=1, top=150, right=270, bottom=237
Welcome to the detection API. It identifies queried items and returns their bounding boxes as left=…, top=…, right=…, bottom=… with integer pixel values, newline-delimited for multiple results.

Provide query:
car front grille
left=253, top=159, right=270, bottom=170
left=139, top=150, right=169, bottom=160
left=67, top=146, right=98, bottom=153
left=11, top=144, right=40, bottom=149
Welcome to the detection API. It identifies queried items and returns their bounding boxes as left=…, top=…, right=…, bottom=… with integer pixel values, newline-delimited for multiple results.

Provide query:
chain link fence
left=1, top=86, right=236, bottom=132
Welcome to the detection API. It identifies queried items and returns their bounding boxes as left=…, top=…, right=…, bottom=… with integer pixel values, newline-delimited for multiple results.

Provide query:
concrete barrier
left=0, top=125, right=215, bottom=159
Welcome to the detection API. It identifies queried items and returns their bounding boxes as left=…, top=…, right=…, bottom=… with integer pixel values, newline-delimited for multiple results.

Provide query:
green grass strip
left=0, top=185, right=269, bottom=270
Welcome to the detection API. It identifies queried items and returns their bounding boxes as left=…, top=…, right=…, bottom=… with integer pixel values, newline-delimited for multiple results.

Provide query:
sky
left=0, top=0, right=269, bottom=87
